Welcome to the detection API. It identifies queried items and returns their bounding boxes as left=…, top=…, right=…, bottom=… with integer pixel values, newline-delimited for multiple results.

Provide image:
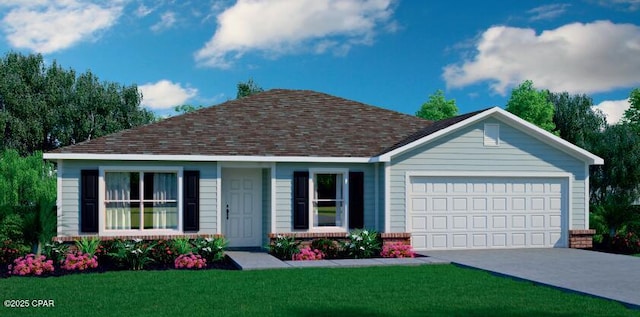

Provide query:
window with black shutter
left=293, top=171, right=309, bottom=229
left=80, top=170, right=99, bottom=233
left=183, top=170, right=200, bottom=232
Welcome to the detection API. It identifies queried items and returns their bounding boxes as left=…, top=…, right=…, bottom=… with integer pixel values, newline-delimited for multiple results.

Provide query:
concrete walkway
left=421, top=248, right=640, bottom=309
left=226, top=251, right=449, bottom=270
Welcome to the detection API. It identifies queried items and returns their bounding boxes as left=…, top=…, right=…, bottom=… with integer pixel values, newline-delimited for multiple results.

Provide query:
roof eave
left=42, top=153, right=378, bottom=164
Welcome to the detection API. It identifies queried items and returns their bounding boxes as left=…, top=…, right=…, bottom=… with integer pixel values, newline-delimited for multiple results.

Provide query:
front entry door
left=222, top=168, right=262, bottom=247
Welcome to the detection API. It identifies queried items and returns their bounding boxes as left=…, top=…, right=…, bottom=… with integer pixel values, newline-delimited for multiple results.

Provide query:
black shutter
left=183, top=171, right=200, bottom=232
left=293, top=171, right=309, bottom=229
left=80, top=170, right=99, bottom=233
left=349, top=171, right=364, bottom=229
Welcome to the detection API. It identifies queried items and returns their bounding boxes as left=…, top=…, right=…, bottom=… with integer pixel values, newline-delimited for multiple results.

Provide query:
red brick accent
left=380, top=233, right=411, bottom=248
left=569, top=229, right=595, bottom=249
left=52, top=234, right=223, bottom=242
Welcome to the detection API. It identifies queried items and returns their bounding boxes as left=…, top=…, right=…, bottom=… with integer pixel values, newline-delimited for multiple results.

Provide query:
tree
left=0, top=52, right=155, bottom=155
left=622, top=88, right=640, bottom=126
left=548, top=92, right=606, bottom=149
left=415, top=90, right=458, bottom=120
left=174, top=104, right=205, bottom=115
left=236, top=78, right=264, bottom=99
left=0, top=150, right=56, bottom=252
left=589, top=123, right=640, bottom=235
left=505, top=80, right=555, bottom=132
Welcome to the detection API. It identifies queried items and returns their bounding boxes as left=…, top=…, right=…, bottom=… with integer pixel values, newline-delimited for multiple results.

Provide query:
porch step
left=226, top=251, right=290, bottom=270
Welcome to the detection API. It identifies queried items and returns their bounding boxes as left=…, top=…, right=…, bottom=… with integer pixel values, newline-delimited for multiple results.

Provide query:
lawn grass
left=1, top=264, right=637, bottom=317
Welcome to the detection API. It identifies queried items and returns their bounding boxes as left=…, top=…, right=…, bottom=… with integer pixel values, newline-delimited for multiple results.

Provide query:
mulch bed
left=0, top=254, right=239, bottom=278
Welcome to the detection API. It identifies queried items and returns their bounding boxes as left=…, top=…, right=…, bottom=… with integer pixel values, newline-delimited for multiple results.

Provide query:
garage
left=409, top=176, right=567, bottom=250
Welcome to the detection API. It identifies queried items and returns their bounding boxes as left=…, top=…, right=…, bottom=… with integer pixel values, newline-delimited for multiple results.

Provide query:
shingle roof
left=377, top=108, right=491, bottom=155
left=50, top=89, right=484, bottom=158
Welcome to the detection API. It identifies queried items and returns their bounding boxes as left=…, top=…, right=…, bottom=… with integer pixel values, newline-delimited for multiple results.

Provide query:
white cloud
left=139, top=80, right=198, bottom=110
left=527, top=3, right=570, bottom=21
left=0, top=0, right=124, bottom=54
left=443, top=21, right=640, bottom=95
left=135, top=4, right=154, bottom=17
left=150, top=11, right=176, bottom=32
left=593, top=99, right=631, bottom=124
left=598, top=0, right=640, bottom=11
left=194, top=0, right=396, bottom=68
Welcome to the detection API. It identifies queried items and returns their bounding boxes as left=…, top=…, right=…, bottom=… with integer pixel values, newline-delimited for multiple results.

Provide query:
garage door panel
left=431, top=234, right=447, bottom=249
left=432, top=216, right=447, bottom=229
left=409, top=176, right=566, bottom=250
left=472, top=216, right=487, bottom=229
left=512, top=233, right=526, bottom=246
left=512, top=215, right=526, bottom=228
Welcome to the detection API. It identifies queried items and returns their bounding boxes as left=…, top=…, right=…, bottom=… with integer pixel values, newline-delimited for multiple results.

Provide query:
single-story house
left=44, top=89, right=603, bottom=250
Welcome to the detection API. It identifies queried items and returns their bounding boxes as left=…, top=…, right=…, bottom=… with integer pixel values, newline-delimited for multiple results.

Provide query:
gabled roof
left=379, top=107, right=604, bottom=165
left=46, top=89, right=432, bottom=160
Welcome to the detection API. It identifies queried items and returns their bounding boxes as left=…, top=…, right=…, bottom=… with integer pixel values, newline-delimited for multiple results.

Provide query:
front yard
left=1, top=264, right=636, bottom=317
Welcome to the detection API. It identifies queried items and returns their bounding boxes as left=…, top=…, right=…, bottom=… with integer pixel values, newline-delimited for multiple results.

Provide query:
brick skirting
left=569, top=229, right=595, bottom=249
left=52, top=234, right=223, bottom=242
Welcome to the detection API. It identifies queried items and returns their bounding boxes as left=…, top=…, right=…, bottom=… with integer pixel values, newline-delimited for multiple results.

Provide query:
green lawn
left=1, top=265, right=637, bottom=317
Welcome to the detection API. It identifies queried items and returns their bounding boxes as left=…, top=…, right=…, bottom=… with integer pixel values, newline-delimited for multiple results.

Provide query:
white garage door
left=409, top=176, right=566, bottom=250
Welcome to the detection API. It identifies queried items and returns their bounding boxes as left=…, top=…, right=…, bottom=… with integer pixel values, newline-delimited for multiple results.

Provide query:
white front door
left=222, top=168, right=262, bottom=247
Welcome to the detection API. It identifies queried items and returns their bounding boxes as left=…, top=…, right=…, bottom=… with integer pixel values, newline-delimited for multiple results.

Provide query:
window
left=311, top=171, right=348, bottom=229
left=104, top=171, right=178, bottom=231
left=484, top=123, right=500, bottom=146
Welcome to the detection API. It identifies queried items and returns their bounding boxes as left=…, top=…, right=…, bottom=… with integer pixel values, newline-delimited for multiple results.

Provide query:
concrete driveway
left=421, top=248, right=640, bottom=308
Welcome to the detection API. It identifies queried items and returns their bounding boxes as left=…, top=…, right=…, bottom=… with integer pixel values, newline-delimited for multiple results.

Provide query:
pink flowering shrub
left=9, top=254, right=55, bottom=276
left=292, top=247, right=325, bottom=261
left=62, top=252, right=99, bottom=271
left=380, top=242, right=415, bottom=258
left=174, top=253, right=207, bottom=269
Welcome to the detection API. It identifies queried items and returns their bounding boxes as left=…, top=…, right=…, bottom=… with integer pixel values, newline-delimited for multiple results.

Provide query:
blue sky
left=0, top=0, right=638, bottom=123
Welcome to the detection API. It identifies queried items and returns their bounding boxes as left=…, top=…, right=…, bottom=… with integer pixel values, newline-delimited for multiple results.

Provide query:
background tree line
left=0, top=51, right=155, bottom=253
left=0, top=52, right=264, bottom=253
left=417, top=82, right=640, bottom=252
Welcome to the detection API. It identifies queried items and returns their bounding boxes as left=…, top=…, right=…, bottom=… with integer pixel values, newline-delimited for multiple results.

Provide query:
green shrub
left=108, top=239, right=156, bottom=270
left=310, top=238, right=340, bottom=259
left=75, top=237, right=100, bottom=257
left=1, top=240, right=29, bottom=268
left=171, top=237, right=195, bottom=255
left=43, top=240, right=69, bottom=265
left=342, top=229, right=381, bottom=259
left=269, top=235, right=300, bottom=260
left=0, top=213, right=25, bottom=244
left=193, top=237, right=227, bottom=262
left=149, top=239, right=175, bottom=266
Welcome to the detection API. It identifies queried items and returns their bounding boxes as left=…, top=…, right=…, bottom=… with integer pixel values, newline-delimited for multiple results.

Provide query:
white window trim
left=308, top=168, right=350, bottom=232
left=484, top=123, right=500, bottom=147
left=98, top=166, right=184, bottom=236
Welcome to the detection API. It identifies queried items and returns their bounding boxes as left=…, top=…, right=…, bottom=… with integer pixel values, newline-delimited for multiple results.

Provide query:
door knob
left=226, top=204, right=229, bottom=220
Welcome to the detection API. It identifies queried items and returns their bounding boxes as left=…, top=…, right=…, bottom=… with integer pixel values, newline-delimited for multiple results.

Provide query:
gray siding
left=274, top=162, right=376, bottom=233
left=59, top=160, right=218, bottom=236
left=261, top=168, right=271, bottom=247
left=389, top=117, right=588, bottom=232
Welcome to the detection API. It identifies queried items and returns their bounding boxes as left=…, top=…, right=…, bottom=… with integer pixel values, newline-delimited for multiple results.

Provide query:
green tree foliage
left=174, top=104, right=205, bottom=115
left=589, top=123, right=640, bottom=235
left=0, top=149, right=56, bottom=251
left=622, top=88, right=640, bottom=126
left=415, top=90, right=458, bottom=121
left=505, top=80, right=555, bottom=132
left=236, top=78, right=264, bottom=99
left=0, top=52, right=155, bottom=155
left=548, top=92, right=606, bottom=148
